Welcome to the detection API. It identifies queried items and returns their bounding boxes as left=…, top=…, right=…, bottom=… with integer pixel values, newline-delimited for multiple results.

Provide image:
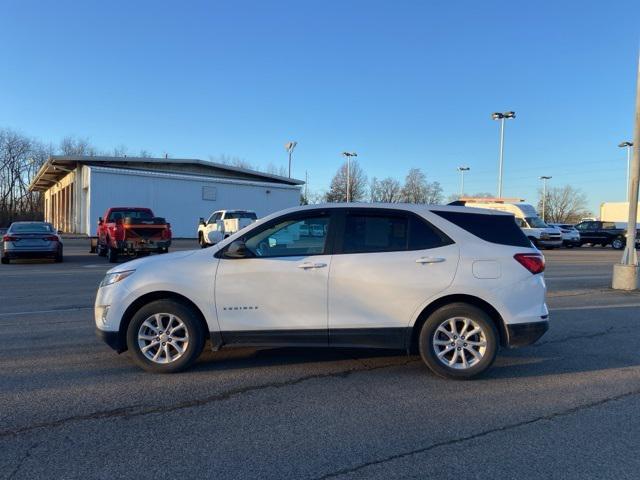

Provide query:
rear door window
left=341, top=212, right=452, bottom=254
left=433, top=210, right=532, bottom=248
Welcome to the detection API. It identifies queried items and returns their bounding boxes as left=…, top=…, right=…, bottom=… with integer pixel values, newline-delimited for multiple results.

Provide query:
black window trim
left=216, top=208, right=337, bottom=259
left=332, top=207, right=454, bottom=255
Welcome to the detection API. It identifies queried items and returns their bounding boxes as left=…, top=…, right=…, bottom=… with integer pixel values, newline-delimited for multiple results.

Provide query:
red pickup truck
left=95, top=207, right=172, bottom=263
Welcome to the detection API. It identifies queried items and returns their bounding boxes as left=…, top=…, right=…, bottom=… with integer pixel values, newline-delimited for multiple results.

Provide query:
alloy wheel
left=137, top=313, right=190, bottom=364
left=432, top=316, right=487, bottom=370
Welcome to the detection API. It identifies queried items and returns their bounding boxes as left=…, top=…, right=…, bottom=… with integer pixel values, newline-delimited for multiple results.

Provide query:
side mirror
left=98, top=217, right=103, bottom=225
left=199, top=217, right=206, bottom=226
left=223, top=240, right=251, bottom=259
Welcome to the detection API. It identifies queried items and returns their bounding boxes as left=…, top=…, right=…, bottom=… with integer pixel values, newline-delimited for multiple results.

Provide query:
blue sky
left=1, top=0, right=639, bottom=213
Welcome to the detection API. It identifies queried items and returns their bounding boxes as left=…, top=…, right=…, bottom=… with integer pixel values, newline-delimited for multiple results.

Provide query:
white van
left=456, top=198, right=563, bottom=249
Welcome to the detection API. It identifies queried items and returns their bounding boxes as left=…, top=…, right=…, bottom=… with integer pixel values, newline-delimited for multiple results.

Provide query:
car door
left=214, top=209, right=334, bottom=346
left=575, top=221, right=596, bottom=243
left=327, top=209, right=459, bottom=349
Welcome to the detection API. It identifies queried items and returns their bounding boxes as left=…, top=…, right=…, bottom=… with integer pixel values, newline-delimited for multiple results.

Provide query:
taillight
left=514, top=253, right=545, bottom=274
left=43, top=235, right=58, bottom=241
left=3, top=235, right=17, bottom=241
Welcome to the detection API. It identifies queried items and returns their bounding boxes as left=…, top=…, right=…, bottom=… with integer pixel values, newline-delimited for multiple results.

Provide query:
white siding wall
left=88, top=167, right=300, bottom=237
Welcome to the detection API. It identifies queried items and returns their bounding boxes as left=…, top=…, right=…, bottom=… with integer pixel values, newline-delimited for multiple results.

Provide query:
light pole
left=457, top=166, right=470, bottom=198
left=285, top=141, right=297, bottom=178
left=539, top=176, right=552, bottom=222
left=492, top=111, right=516, bottom=198
left=342, top=152, right=358, bottom=202
left=619, top=141, right=634, bottom=201
left=612, top=52, right=640, bottom=290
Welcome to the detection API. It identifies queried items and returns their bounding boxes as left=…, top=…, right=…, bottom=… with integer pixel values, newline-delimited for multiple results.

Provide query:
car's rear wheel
left=419, top=303, right=498, bottom=380
left=612, top=237, right=625, bottom=250
left=126, top=299, right=205, bottom=373
left=97, top=242, right=107, bottom=257
left=55, top=246, right=63, bottom=263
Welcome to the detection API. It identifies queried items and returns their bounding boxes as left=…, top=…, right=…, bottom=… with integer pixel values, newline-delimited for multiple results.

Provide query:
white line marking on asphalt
left=550, top=303, right=640, bottom=311
left=545, top=275, right=611, bottom=281
left=0, top=307, right=93, bottom=317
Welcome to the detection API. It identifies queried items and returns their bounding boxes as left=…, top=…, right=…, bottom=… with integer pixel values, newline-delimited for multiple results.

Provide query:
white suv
left=95, top=204, right=549, bottom=379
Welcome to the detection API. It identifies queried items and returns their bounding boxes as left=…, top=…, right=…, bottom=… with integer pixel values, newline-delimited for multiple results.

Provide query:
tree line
left=0, top=127, right=591, bottom=227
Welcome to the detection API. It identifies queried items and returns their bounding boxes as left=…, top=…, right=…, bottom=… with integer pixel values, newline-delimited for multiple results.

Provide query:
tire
left=418, top=303, right=499, bottom=380
left=97, top=242, right=107, bottom=257
left=107, top=247, right=118, bottom=263
left=55, top=246, right=63, bottom=263
left=199, top=233, right=207, bottom=249
left=1, top=256, right=9, bottom=265
left=612, top=237, right=625, bottom=250
left=126, top=299, right=205, bottom=373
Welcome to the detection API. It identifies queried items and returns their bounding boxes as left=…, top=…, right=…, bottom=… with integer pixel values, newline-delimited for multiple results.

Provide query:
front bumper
left=506, top=319, right=549, bottom=347
left=95, top=327, right=126, bottom=353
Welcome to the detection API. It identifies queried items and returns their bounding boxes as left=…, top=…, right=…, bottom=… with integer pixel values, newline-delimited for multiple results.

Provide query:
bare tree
left=401, top=168, right=443, bottom=204
left=59, top=136, right=97, bottom=156
left=265, top=162, right=288, bottom=177
left=371, top=177, right=402, bottom=203
left=0, top=129, right=50, bottom=226
left=325, top=160, right=368, bottom=202
left=537, top=185, right=590, bottom=223
left=210, top=154, right=254, bottom=170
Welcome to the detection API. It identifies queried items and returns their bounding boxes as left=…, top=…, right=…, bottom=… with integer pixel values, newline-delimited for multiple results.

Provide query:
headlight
left=100, top=270, right=135, bottom=287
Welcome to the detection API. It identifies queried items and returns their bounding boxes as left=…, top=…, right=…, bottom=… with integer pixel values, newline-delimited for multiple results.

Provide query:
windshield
left=525, top=217, right=548, bottom=228
left=226, top=212, right=257, bottom=220
left=10, top=223, right=53, bottom=233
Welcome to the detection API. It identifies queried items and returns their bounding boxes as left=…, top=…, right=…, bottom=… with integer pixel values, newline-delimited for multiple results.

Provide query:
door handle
left=297, top=262, right=327, bottom=269
left=416, top=257, right=446, bottom=264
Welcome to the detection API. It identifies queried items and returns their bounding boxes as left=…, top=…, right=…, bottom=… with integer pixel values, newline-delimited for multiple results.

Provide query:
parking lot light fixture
left=457, top=166, right=470, bottom=198
left=341, top=152, right=358, bottom=202
left=492, top=111, right=516, bottom=198
left=539, top=176, right=552, bottom=222
left=285, top=141, right=297, bottom=178
left=619, top=141, right=634, bottom=201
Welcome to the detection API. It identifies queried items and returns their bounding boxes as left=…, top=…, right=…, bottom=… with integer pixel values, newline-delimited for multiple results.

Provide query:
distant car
left=573, top=220, right=638, bottom=249
left=1, top=222, right=63, bottom=264
left=96, top=207, right=172, bottom=263
left=95, top=204, right=548, bottom=379
left=548, top=223, right=581, bottom=248
left=198, top=210, right=258, bottom=247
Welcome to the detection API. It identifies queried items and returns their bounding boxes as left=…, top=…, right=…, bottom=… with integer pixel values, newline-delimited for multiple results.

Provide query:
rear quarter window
left=432, top=210, right=532, bottom=248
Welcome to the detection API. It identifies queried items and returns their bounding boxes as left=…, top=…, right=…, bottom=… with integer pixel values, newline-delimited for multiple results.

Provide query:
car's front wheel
left=419, top=303, right=498, bottom=380
left=126, top=299, right=205, bottom=373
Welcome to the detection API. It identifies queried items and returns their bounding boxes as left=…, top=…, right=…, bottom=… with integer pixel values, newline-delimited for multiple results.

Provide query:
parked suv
left=95, top=204, right=549, bottom=379
left=548, top=223, right=581, bottom=248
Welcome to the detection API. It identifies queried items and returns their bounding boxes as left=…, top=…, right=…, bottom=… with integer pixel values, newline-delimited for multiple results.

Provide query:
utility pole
left=305, top=170, right=308, bottom=203
left=539, top=176, right=552, bottom=222
left=342, top=152, right=357, bottom=202
left=285, top=141, right=297, bottom=178
left=457, top=166, right=470, bottom=198
left=613, top=53, right=640, bottom=290
left=619, top=141, right=634, bottom=201
left=491, top=111, right=516, bottom=198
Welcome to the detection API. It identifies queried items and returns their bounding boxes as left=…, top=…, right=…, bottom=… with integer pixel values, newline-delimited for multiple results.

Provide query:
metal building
left=29, top=156, right=304, bottom=237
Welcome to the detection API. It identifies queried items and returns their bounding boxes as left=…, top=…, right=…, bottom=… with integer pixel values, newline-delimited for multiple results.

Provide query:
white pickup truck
left=197, top=210, right=258, bottom=248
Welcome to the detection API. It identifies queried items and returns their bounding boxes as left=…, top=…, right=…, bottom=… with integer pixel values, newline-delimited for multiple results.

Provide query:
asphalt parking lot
left=1, top=240, right=640, bottom=479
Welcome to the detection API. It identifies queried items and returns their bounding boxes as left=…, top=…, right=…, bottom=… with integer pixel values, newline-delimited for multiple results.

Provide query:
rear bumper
left=116, top=240, right=171, bottom=252
left=95, top=327, right=126, bottom=353
left=2, top=248, right=59, bottom=258
left=506, top=319, right=549, bottom=348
